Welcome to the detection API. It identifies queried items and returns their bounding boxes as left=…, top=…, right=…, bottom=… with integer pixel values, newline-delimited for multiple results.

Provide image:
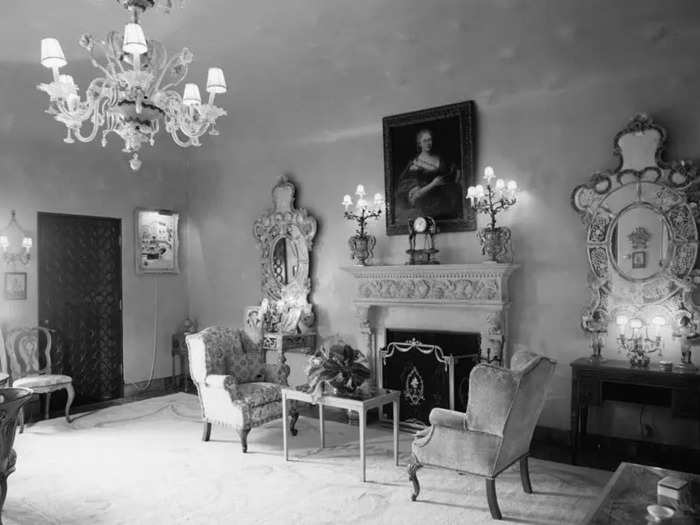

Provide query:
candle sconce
left=0, top=210, right=32, bottom=267
left=616, top=316, right=665, bottom=368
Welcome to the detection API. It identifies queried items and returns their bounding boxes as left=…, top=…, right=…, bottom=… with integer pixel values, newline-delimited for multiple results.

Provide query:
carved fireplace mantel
left=341, top=263, right=519, bottom=384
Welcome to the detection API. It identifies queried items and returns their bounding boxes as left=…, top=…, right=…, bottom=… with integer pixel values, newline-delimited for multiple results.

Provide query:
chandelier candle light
left=342, top=185, right=384, bottom=266
left=37, top=0, right=227, bottom=171
left=467, top=166, right=517, bottom=263
left=0, top=211, right=33, bottom=266
left=616, top=315, right=665, bottom=368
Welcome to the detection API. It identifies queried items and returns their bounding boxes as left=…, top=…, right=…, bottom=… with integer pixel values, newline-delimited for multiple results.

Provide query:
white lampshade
left=616, top=315, right=628, bottom=326
left=495, top=179, right=505, bottom=190
left=652, top=316, right=666, bottom=327
left=342, top=195, right=353, bottom=207
left=123, top=23, right=148, bottom=56
left=507, top=180, right=518, bottom=192
left=355, top=184, right=366, bottom=197
left=182, top=83, right=202, bottom=106
left=484, top=166, right=495, bottom=178
left=629, top=318, right=643, bottom=329
left=41, top=38, right=67, bottom=69
left=0, top=235, right=8, bottom=250
left=373, top=193, right=384, bottom=206
left=206, top=67, right=227, bottom=94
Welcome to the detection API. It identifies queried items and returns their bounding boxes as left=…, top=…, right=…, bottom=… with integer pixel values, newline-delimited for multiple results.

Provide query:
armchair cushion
left=412, top=424, right=501, bottom=477
left=235, top=382, right=282, bottom=407
left=14, top=374, right=72, bottom=388
left=200, top=327, right=266, bottom=383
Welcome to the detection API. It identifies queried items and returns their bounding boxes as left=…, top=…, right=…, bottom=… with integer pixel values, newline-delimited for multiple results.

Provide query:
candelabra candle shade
left=342, top=186, right=384, bottom=266
left=467, top=166, right=517, bottom=263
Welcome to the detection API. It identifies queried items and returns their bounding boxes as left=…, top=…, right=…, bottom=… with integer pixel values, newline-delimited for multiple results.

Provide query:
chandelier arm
left=156, top=48, right=193, bottom=93
left=72, top=101, right=107, bottom=143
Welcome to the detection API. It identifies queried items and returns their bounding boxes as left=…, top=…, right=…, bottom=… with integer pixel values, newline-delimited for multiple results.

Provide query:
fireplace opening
left=381, top=329, right=480, bottom=428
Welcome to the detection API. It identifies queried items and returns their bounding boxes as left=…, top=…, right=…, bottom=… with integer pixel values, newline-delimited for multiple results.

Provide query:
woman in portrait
left=396, top=128, right=462, bottom=220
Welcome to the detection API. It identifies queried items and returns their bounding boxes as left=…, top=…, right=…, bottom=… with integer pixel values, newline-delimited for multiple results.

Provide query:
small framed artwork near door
left=135, top=208, right=180, bottom=274
left=3, top=272, right=26, bottom=300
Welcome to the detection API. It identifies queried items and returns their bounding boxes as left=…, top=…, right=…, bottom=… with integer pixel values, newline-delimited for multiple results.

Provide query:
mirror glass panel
left=610, top=205, right=669, bottom=281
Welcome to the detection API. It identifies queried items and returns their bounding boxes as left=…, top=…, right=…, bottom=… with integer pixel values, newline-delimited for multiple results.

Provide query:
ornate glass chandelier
left=37, top=0, right=227, bottom=171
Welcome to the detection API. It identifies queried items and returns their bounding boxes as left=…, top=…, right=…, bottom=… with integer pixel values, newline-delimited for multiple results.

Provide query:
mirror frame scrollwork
left=253, top=175, right=318, bottom=333
left=571, top=114, right=700, bottom=334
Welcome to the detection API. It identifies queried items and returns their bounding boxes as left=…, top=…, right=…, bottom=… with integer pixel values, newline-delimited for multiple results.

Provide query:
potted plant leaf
left=305, top=343, right=371, bottom=400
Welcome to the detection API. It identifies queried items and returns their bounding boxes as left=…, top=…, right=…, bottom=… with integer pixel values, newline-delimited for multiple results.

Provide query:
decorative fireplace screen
left=380, top=330, right=479, bottom=428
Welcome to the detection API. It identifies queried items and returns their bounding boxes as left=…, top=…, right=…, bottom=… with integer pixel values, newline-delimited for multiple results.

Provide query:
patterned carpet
left=5, top=393, right=609, bottom=525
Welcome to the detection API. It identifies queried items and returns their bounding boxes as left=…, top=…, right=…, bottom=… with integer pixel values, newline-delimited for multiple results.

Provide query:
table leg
left=393, top=399, right=399, bottom=466
left=359, top=408, right=366, bottom=482
left=319, top=403, right=325, bottom=448
left=282, top=392, right=288, bottom=461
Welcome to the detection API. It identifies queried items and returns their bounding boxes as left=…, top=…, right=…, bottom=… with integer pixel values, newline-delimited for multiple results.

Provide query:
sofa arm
left=204, top=374, right=240, bottom=398
left=429, top=408, right=467, bottom=432
left=466, top=364, right=517, bottom=436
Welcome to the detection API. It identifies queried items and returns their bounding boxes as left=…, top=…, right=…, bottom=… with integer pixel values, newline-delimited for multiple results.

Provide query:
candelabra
left=0, top=211, right=33, bottom=266
left=466, top=166, right=517, bottom=262
left=341, top=185, right=384, bottom=266
left=616, top=316, right=665, bottom=368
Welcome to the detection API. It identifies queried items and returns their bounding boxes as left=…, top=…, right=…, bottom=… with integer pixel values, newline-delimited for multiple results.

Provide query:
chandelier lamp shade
left=37, top=0, right=227, bottom=171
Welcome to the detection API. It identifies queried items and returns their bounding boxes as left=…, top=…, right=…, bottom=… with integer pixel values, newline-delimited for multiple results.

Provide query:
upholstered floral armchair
left=186, top=326, right=290, bottom=452
left=408, top=350, right=556, bottom=520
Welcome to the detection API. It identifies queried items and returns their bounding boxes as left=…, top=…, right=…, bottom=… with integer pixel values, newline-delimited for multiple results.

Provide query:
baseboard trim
left=123, top=376, right=176, bottom=399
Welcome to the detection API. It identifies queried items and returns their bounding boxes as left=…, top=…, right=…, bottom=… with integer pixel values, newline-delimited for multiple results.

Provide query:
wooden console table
left=570, top=358, right=700, bottom=464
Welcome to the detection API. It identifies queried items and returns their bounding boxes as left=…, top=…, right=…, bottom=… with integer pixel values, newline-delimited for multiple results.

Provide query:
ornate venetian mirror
left=572, top=114, right=700, bottom=339
left=253, top=175, right=318, bottom=335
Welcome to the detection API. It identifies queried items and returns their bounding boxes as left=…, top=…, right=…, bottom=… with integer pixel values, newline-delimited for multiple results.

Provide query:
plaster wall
left=0, top=61, right=190, bottom=386
left=184, top=0, right=700, bottom=444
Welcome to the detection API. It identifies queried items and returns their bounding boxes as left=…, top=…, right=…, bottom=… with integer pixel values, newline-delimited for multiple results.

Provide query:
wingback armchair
left=408, top=350, right=556, bottom=520
left=186, top=326, right=290, bottom=452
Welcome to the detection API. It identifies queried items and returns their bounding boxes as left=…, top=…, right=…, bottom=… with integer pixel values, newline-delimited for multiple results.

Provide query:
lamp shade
left=182, top=83, right=202, bottom=106
left=206, top=67, right=227, bottom=94
left=123, top=23, right=148, bottom=55
left=41, top=38, right=67, bottom=69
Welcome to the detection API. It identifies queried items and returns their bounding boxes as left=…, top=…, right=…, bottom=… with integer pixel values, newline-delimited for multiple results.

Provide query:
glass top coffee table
left=281, top=386, right=400, bottom=482
left=582, top=462, right=700, bottom=524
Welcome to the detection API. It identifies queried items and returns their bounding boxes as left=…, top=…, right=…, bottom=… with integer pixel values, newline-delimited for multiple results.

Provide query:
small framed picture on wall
left=135, top=208, right=180, bottom=274
left=4, top=272, right=27, bottom=300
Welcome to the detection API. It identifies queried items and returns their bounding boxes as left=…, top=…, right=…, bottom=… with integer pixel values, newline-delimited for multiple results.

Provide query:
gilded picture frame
left=383, top=100, right=476, bottom=235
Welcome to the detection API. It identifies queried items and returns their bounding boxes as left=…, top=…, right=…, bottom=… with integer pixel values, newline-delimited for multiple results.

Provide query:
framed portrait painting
left=4, top=272, right=27, bottom=300
left=135, top=208, right=180, bottom=274
left=383, top=100, right=476, bottom=235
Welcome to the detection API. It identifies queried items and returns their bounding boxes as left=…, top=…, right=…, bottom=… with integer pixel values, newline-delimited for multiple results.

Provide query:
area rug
left=4, top=393, right=608, bottom=525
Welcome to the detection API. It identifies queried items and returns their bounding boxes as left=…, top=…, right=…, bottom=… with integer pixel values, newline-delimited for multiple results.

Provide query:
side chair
left=2, top=326, right=75, bottom=433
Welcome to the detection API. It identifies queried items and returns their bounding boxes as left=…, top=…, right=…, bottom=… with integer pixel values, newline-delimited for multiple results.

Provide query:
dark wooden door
left=38, top=212, right=123, bottom=406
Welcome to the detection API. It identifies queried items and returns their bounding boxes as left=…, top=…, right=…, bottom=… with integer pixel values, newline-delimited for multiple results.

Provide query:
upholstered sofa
left=408, top=350, right=556, bottom=520
left=186, top=326, right=290, bottom=452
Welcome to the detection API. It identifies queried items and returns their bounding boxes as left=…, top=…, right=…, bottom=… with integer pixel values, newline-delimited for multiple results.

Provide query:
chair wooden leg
left=486, top=477, right=502, bottom=520
left=520, top=456, right=533, bottom=494
left=18, top=408, right=24, bottom=434
left=202, top=422, right=211, bottom=442
left=0, top=473, right=7, bottom=524
left=238, top=428, right=251, bottom=453
left=64, top=384, right=75, bottom=423
left=44, top=393, right=52, bottom=420
left=407, top=456, right=423, bottom=501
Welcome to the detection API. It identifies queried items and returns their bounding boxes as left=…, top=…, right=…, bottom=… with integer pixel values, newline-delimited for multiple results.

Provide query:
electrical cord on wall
left=131, top=277, right=159, bottom=392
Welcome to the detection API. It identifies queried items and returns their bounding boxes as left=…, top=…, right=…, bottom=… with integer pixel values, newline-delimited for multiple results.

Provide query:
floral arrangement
left=305, top=343, right=371, bottom=400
